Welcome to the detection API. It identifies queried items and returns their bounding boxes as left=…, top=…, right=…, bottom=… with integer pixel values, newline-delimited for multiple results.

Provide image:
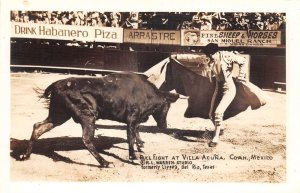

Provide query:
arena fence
left=11, top=41, right=285, bottom=89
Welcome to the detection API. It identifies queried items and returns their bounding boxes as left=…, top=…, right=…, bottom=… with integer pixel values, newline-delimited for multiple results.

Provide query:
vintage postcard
left=1, top=0, right=300, bottom=193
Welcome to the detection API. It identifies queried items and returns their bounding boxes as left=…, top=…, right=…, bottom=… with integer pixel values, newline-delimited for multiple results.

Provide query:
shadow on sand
left=10, top=125, right=213, bottom=167
left=95, top=124, right=213, bottom=143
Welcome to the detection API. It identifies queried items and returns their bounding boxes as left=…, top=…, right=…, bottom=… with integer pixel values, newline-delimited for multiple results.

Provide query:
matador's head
left=201, top=43, right=219, bottom=56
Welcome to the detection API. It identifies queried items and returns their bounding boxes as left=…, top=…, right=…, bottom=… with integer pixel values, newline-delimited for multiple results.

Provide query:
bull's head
left=153, top=92, right=179, bottom=129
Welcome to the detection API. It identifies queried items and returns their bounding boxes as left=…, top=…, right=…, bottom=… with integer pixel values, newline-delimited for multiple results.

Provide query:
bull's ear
left=161, top=92, right=179, bottom=103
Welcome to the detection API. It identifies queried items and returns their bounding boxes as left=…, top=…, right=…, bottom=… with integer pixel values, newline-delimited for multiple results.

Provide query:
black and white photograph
left=1, top=0, right=300, bottom=193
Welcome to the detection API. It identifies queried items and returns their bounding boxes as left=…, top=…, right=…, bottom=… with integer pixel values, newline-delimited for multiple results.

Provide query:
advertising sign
left=181, top=30, right=281, bottom=47
left=124, top=29, right=181, bottom=45
left=11, top=22, right=124, bottom=43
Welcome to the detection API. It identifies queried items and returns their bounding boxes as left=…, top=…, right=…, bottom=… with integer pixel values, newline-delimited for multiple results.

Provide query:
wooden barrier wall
left=10, top=42, right=285, bottom=89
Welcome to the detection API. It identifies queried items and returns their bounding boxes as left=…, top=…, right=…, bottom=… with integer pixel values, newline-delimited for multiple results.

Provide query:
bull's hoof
left=208, top=141, right=218, bottom=147
left=137, top=147, right=144, bottom=153
left=101, top=162, right=115, bottom=168
left=129, top=154, right=138, bottom=161
left=130, top=159, right=140, bottom=165
left=19, top=154, right=30, bottom=161
left=137, top=143, right=144, bottom=148
left=219, top=129, right=224, bottom=136
left=139, top=140, right=145, bottom=144
left=106, top=162, right=115, bottom=168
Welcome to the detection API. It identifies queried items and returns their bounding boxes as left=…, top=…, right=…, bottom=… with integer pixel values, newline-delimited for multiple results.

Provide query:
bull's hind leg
left=21, top=101, right=71, bottom=161
left=81, top=120, right=114, bottom=168
left=20, top=118, right=54, bottom=160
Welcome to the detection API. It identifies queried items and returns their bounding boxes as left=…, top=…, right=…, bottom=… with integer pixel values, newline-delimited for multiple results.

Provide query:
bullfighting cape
left=145, top=57, right=267, bottom=120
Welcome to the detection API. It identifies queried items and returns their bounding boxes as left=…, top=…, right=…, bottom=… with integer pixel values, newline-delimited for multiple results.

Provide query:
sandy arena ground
left=10, top=72, right=286, bottom=182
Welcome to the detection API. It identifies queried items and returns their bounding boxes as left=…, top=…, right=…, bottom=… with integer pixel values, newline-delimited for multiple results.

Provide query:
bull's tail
left=33, top=87, right=45, bottom=99
left=33, top=81, right=57, bottom=108
left=43, top=81, right=57, bottom=99
left=33, top=82, right=55, bottom=99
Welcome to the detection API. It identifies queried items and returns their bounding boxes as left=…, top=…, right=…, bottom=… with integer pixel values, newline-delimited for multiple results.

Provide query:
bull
left=20, top=72, right=179, bottom=167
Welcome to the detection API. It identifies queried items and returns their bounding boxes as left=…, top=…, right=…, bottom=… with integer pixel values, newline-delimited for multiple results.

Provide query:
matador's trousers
left=209, top=77, right=236, bottom=126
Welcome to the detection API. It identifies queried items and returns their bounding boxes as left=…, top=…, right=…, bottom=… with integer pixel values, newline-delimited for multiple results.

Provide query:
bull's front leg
left=127, top=121, right=138, bottom=160
left=135, top=125, right=144, bottom=152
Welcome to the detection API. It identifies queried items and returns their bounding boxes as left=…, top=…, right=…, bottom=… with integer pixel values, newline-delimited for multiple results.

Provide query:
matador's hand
left=170, top=54, right=177, bottom=60
left=237, top=74, right=247, bottom=83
